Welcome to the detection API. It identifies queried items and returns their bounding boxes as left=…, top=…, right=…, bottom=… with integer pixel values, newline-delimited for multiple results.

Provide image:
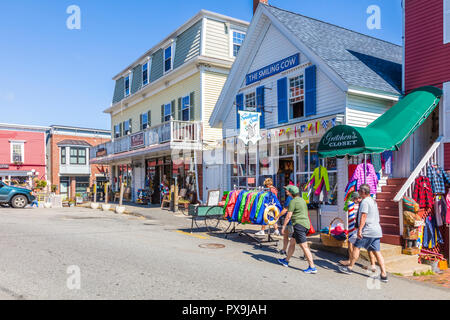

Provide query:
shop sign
left=245, top=53, right=300, bottom=85
left=96, top=148, right=107, bottom=158
left=238, top=111, right=262, bottom=145
left=130, top=132, right=145, bottom=149
left=319, top=126, right=364, bottom=151
left=0, top=164, right=9, bottom=169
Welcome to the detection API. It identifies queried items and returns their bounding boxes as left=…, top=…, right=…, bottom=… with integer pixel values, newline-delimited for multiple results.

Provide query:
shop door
left=275, top=158, right=294, bottom=203
left=204, top=165, right=221, bottom=199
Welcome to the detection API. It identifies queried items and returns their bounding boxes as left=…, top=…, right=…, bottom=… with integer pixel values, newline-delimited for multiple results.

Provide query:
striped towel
left=348, top=202, right=357, bottom=235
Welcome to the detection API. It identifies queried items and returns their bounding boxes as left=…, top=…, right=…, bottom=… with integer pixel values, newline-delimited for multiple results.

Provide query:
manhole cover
left=199, top=243, right=225, bottom=249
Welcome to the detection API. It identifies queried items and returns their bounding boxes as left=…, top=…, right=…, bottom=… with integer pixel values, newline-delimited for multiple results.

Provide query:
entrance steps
left=309, top=236, right=431, bottom=276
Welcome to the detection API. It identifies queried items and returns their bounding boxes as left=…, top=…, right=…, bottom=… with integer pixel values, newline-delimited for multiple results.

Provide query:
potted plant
left=68, top=199, right=76, bottom=207
left=51, top=185, right=58, bottom=193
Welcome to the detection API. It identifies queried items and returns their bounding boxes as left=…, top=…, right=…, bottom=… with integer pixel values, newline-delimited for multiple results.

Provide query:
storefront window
left=289, top=75, right=304, bottom=119
left=295, top=139, right=338, bottom=205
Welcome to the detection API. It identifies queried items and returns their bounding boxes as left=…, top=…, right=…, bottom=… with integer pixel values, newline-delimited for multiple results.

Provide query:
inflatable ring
left=264, top=205, right=280, bottom=226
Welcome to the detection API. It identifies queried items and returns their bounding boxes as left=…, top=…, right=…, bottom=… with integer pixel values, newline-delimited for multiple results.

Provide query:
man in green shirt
left=277, top=186, right=317, bottom=274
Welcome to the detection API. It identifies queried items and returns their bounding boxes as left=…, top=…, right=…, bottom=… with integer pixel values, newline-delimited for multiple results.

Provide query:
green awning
left=318, top=86, right=442, bottom=158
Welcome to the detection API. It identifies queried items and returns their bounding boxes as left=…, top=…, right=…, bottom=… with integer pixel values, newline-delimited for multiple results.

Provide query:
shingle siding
left=150, top=49, right=164, bottom=83
left=112, top=77, right=125, bottom=104
left=131, top=64, right=142, bottom=94
left=174, top=20, right=202, bottom=69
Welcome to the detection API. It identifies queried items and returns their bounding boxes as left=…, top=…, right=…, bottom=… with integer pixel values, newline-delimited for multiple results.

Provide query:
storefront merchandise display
left=223, top=190, right=282, bottom=226
left=413, top=176, right=434, bottom=210
left=349, top=163, right=378, bottom=195
left=427, top=164, right=450, bottom=195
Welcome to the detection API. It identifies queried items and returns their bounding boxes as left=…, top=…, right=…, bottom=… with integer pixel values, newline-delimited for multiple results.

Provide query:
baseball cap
left=284, top=185, right=299, bottom=195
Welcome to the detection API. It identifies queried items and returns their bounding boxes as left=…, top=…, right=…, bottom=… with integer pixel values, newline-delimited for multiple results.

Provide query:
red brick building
left=47, top=125, right=110, bottom=200
left=0, top=123, right=49, bottom=187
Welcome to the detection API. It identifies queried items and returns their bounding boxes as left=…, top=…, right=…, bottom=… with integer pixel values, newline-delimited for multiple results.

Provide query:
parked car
left=0, top=181, right=35, bottom=208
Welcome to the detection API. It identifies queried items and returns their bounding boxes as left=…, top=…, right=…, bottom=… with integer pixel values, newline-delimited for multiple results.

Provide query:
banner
left=238, top=111, right=262, bottom=145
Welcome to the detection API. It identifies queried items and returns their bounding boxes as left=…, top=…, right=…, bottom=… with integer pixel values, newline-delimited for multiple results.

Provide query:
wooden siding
left=346, top=94, right=394, bottom=128
left=150, top=49, right=164, bottom=83
left=221, top=23, right=346, bottom=135
left=248, top=24, right=306, bottom=72
left=203, top=71, right=228, bottom=143
left=112, top=77, right=125, bottom=104
left=112, top=72, right=201, bottom=134
left=131, top=64, right=142, bottom=94
left=405, top=0, right=450, bottom=92
left=174, top=20, right=202, bottom=69
left=204, top=18, right=231, bottom=60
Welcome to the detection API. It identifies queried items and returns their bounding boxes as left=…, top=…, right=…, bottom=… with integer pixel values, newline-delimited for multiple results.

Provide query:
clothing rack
left=225, top=185, right=279, bottom=247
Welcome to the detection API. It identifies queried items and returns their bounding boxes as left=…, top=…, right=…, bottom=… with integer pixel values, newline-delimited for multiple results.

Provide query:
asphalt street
left=0, top=206, right=448, bottom=300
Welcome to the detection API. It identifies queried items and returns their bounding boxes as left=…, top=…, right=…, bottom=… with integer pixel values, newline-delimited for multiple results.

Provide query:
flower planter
left=115, top=206, right=126, bottom=214
left=101, top=204, right=111, bottom=211
left=44, top=203, right=52, bottom=209
left=90, top=202, right=100, bottom=210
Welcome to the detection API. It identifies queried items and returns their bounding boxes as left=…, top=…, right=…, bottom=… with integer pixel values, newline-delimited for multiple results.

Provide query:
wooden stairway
left=376, top=178, right=406, bottom=246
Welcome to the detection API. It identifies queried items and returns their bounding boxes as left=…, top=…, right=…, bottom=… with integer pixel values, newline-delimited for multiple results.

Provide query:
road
left=0, top=206, right=448, bottom=300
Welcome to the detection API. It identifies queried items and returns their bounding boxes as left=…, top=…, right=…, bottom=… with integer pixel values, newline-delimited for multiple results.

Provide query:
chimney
left=253, top=0, right=268, bottom=14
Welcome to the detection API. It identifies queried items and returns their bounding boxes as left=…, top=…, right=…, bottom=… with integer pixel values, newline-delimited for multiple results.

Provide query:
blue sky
left=0, top=0, right=402, bottom=130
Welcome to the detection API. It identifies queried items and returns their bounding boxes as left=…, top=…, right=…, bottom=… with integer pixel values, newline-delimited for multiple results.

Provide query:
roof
left=50, top=125, right=110, bottom=134
left=0, top=123, right=50, bottom=132
left=265, top=5, right=402, bottom=94
left=57, top=140, right=92, bottom=147
left=318, top=87, right=443, bottom=158
left=112, top=9, right=249, bottom=80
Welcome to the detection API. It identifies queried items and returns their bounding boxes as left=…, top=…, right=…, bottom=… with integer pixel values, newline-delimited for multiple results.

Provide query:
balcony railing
left=90, top=120, right=202, bottom=159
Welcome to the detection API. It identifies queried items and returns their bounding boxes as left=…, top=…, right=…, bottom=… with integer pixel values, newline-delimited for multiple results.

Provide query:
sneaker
left=255, top=230, right=265, bottom=236
left=273, top=229, right=280, bottom=236
left=380, top=275, right=388, bottom=283
left=339, top=266, right=353, bottom=275
left=303, top=267, right=318, bottom=274
left=277, top=258, right=289, bottom=267
left=279, top=250, right=287, bottom=256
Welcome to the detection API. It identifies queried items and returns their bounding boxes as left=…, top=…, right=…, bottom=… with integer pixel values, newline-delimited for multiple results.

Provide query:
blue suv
left=0, top=181, right=35, bottom=208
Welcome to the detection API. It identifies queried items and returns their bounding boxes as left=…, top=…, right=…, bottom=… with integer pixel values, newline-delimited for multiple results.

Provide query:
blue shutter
left=305, top=65, right=317, bottom=117
left=277, top=78, right=288, bottom=124
left=256, top=86, right=265, bottom=129
left=236, top=93, right=244, bottom=129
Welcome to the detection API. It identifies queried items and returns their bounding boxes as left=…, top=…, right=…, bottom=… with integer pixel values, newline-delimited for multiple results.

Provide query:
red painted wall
left=0, top=129, right=47, bottom=179
left=405, top=0, right=450, bottom=93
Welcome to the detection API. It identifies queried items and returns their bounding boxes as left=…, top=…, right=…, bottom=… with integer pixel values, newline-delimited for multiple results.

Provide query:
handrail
left=393, top=136, right=443, bottom=202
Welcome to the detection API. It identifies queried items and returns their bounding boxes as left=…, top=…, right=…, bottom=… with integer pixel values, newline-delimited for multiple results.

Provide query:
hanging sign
left=238, top=111, right=262, bottom=145
left=319, top=125, right=364, bottom=151
left=245, top=53, right=300, bottom=85
left=130, top=132, right=145, bottom=149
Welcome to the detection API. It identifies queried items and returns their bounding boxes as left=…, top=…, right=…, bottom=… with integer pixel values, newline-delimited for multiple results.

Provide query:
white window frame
left=69, top=147, right=87, bottom=166
left=245, top=91, right=256, bottom=111
left=114, top=124, right=121, bottom=138
left=10, top=141, right=25, bottom=163
left=288, top=73, right=305, bottom=120
left=124, top=74, right=131, bottom=97
left=445, top=0, right=450, bottom=44
left=230, top=30, right=246, bottom=58
left=164, top=103, right=172, bottom=122
left=164, top=45, right=173, bottom=74
left=141, top=112, right=150, bottom=130
left=142, top=61, right=150, bottom=86
left=182, top=95, right=190, bottom=121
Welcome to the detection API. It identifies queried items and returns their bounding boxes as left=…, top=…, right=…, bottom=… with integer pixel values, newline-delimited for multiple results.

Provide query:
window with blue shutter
left=277, top=77, right=288, bottom=124
left=256, top=86, right=265, bottom=128
left=236, top=93, right=244, bottom=129
left=305, top=65, right=317, bottom=117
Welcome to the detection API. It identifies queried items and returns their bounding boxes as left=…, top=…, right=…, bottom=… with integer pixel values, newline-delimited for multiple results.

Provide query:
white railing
left=90, top=120, right=202, bottom=158
left=393, top=136, right=443, bottom=235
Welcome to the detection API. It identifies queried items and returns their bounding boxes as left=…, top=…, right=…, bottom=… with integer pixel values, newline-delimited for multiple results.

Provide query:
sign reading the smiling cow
left=318, top=125, right=365, bottom=156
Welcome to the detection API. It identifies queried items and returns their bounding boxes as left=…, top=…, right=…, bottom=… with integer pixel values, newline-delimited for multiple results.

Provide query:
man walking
left=339, top=184, right=388, bottom=282
left=339, top=192, right=377, bottom=272
left=277, top=185, right=317, bottom=274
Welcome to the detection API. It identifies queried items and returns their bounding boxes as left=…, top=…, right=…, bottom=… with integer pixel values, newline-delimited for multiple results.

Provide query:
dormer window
left=164, top=46, right=173, bottom=73
left=142, top=61, right=150, bottom=86
left=124, top=75, right=130, bottom=96
left=232, top=31, right=246, bottom=57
